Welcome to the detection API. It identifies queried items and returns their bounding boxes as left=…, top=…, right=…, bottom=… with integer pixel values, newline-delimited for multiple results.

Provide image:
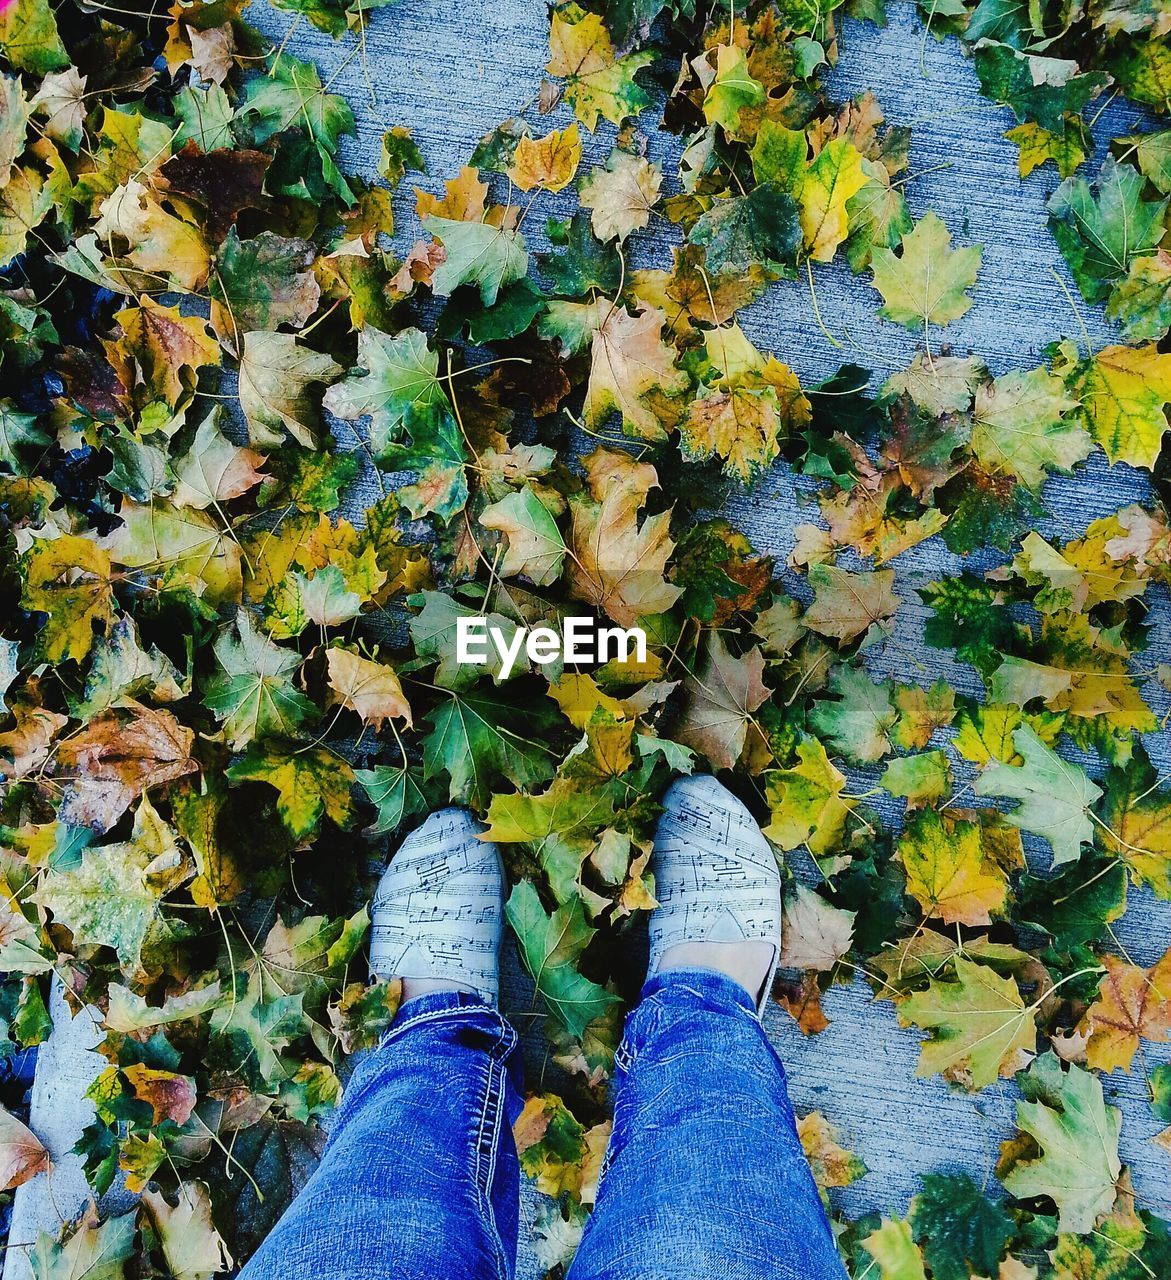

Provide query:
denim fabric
left=238, top=991, right=523, bottom=1280
left=239, top=973, right=845, bottom=1280
left=569, top=969, right=846, bottom=1280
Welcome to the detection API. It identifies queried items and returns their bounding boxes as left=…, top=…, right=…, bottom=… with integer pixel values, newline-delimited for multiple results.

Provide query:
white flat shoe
left=647, top=775, right=782, bottom=1016
left=369, top=807, right=504, bottom=1003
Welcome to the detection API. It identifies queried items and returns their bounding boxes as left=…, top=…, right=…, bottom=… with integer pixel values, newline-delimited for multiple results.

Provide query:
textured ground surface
left=9, top=3, right=1171, bottom=1276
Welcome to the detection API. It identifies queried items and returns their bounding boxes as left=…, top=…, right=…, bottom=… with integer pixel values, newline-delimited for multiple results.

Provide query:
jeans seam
left=472, top=1020, right=513, bottom=1280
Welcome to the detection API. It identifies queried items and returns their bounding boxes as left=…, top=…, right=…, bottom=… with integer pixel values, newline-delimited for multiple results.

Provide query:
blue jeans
left=239, top=970, right=846, bottom=1280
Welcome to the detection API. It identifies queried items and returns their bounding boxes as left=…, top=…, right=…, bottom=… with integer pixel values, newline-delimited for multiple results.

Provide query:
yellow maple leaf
left=325, top=646, right=411, bottom=729
left=509, top=124, right=581, bottom=193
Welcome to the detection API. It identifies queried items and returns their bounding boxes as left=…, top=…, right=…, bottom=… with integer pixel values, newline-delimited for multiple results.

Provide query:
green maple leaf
left=969, top=366, right=1088, bottom=488
left=238, top=55, right=356, bottom=203
left=0, top=0, right=68, bottom=74
left=1100, top=744, right=1171, bottom=900
left=702, top=45, right=765, bottom=135
left=174, top=83, right=235, bottom=152
left=422, top=689, right=560, bottom=809
left=973, top=725, right=1102, bottom=867
left=322, top=325, right=448, bottom=451
left=377, top=402, right=469, bottom=521
left=1000, top=1052, right=1122, bottom=1234
left=1017, top=854, right=1127, bottom=948
left=1047, top=157, right=1167, bottom=303
left=539, top=210, right=621, bottom=296
left=1105, top=249, right=1171, bottom=341
left=808, top=664, right=898, bottom=765
left=0, top=401, right=49, bottom=473
left=210, top=228, right=321, bottom=343
left=689, top=183, right=802, bottom=274
left=227, top=742, right=355, bottom=839
left=35, top=799, right=175, bottom=972
left=209, top=971, right=308, bottom=1085
left=30, top=1212, right=136, bottom=1280
left=355, top=764, right=435, bottom=835
left=204, top=611, right=318, bottom=750
left=268, top=0, right=395, bottom=38
left=870, top=211, right=982, bottom=331
left=909, top=1172, right=1013, bottom=1280
left=974, top=44, right=1108, bottom=133
left=423, top=214, right=529, bottom=306
left=899, top=956, right=1035, bottom=1089
left=505, top=880, right=620, bottom=1037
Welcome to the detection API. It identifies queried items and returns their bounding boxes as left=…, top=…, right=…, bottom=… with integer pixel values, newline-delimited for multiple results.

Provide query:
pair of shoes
left=368, top=775, right=781, bottom=1015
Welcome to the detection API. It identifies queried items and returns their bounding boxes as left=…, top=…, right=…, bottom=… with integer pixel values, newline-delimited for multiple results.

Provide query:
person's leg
left=566, top=969, right=844, bottom=1280
left=240, top=809, right=521, bottom=1280
left=567, top=776, right=846, bottom=1280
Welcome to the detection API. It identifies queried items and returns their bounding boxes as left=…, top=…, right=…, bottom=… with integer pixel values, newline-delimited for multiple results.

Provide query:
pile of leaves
left=0, top=0, right=1169, bottom=1275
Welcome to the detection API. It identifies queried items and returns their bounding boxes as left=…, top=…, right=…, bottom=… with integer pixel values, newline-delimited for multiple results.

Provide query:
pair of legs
left=240, top=777, right=846, bottom=1280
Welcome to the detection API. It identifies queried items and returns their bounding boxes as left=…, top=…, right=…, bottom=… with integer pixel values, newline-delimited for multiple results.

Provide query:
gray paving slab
left=10, top=3, right=1171, bottom=1277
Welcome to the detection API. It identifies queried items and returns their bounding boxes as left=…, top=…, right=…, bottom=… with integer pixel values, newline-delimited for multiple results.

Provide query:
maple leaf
left=973, top=725, right=1102, bottom=867
left=764, top=736, right=856, bottom=857
left=567, top=447, right=682, bottom=625
left=998, top=1052, right=1122, bottom=1234
left=29, top=1210, right=136, bottom=1280
left=57, top=704, right=199, bottom=833
left=578, top=147, right=661, bottom=242
left=797, top=1112, right=867, bottom=1190
left=579, top=301, right=687, bottom=441
left=802, top=564, right=899, bottom=644
left=702, top=44, right=765, bottom=136
left=809, top=663, right=898, bottom=764
left=1066, top=342, right=1171, bottom=470
left=479, top=489, right=567, bottom=586
left=173, top=410, right=266, bottom=509
left=689, top=183, right=802, bottom=274
left=423, top=689, right=560, bottom=809
left=323, top=325, right=447, bottom=453
left=20, top=535, right=114, bottom=664
left=1006, top=120, right=1089, bottom=179
left=0, top=1104, right=50, bottom=1192
left=509, top=124, right=581, bottom=193
left=800, top=138, right=869, bottom=263
left=94, top=179, right=210, bottom=292
left=506, top=879, right=620, bottom=1037
left=1106, top=248, right=1171, bottom=341
left=680, top=385, right=783, bottom=482
left=35, top=796, right=178, bottom=972
left=142, top=1182, right=232, bottom=1280
left=910, top=1172, right=1014, bottom=1280
left=970, top=366, right=1088, bottom=487
left=1047, top=157, right=1167, bottom=303
left=899, top=956, right=1036, bottom=1089
left=898, top=808, right=1010, bottom=926
left=870, top=212, right=982, bottom=331
left=423, top=214, right=529, bottom=306
left=238, top=331, right=344, bottom=448
left=0, top=0, right=68, bottom=74
left=1077, top=950, right=1171, bottom=1073
left=227, top=743, right=355, bottom=840
left=106, top=296, right=219, bottom=417
left=674, top=631, right=770, bottom=770
left=1101, top=748, right=1171, bottom=899
left=105, top=500, right=242, bottom=604
left=204, top=611, right=317, bottom=750
left=237, top=55, right=355, bottom=203
left=209, top=229, right=321, bottom=349
left=546, top=4, right=653, bottom=132
left=779, top=883, right=855, bottom=970
left=324, top=646, right=411, bottom=729
left=863, top=1218, right=927, bottom=1280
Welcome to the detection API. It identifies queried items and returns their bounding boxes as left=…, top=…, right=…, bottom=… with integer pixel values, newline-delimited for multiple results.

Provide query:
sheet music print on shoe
left=369, top=808, right=505, bottom=1002
left=649, top=776, right=783, bottom=957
